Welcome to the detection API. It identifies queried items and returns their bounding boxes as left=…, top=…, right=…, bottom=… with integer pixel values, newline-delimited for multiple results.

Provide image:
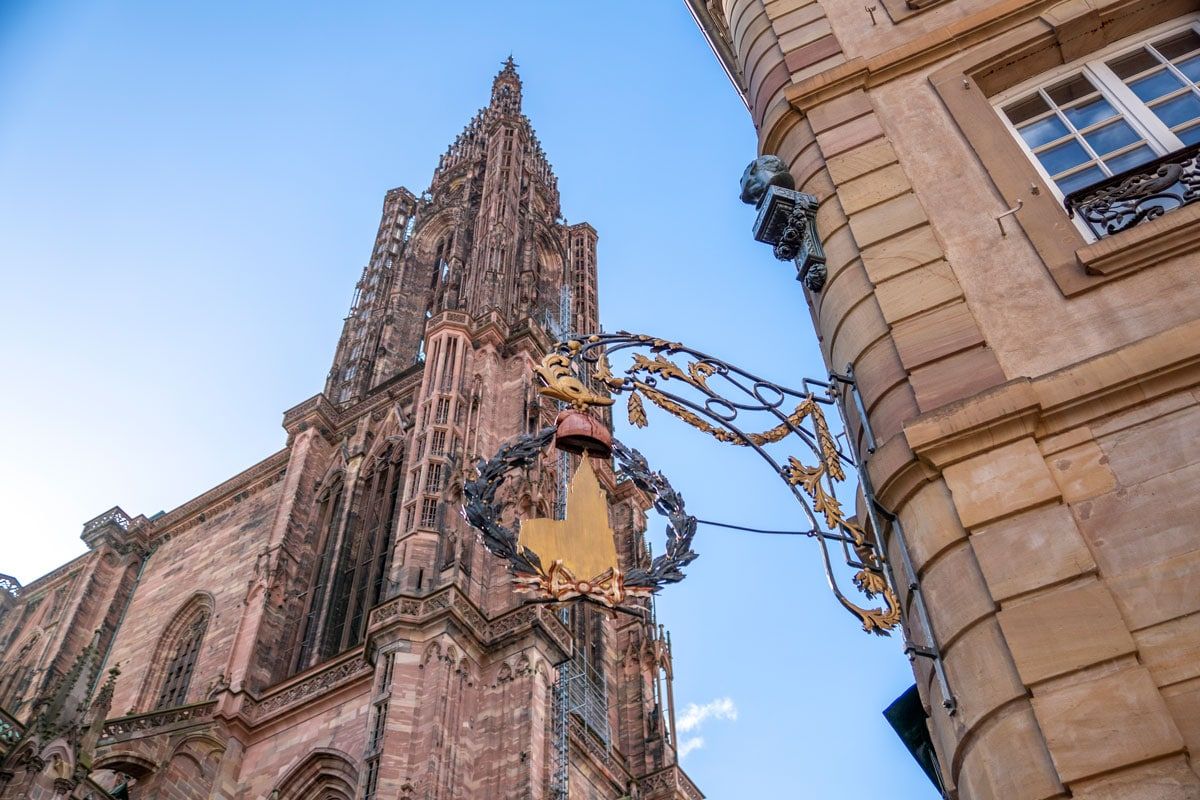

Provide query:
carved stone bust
left=739, top=155, right=796, bottom=205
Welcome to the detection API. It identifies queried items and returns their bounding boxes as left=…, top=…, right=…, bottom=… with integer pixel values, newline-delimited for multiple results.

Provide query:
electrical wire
left=695, top=518, right=818, bottom=537
left=695, top=517, right=859, bottom=544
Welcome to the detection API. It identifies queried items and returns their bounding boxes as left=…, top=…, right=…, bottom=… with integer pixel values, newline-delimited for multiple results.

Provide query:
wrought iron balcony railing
left=1064, top=142, right=1200, bottom=238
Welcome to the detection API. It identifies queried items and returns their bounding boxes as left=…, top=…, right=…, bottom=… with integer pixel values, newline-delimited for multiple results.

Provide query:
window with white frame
left=998, top=21, right=1200, bottom=199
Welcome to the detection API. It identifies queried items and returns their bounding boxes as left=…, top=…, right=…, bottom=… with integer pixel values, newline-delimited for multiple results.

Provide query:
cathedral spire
left=490, top=56, right=522, bottom=113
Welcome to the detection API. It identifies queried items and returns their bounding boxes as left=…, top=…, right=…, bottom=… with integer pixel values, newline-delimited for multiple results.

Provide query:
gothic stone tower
left=0, top=61, right=701, bottom=800
left=690, top=1, right=1200, bottom=798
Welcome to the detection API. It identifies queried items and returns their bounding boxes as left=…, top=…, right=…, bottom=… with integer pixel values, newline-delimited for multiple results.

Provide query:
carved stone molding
left=99, top=701, right=217, bottom=743
left=637, top=765, right=704, bottom=800
left=369, top=585, right=572, bottom=656
left=247, top=653, right=371, bottom=723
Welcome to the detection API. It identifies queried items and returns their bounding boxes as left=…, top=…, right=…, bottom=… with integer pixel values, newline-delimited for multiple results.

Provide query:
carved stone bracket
left=751, top=185, right=827, bottom=291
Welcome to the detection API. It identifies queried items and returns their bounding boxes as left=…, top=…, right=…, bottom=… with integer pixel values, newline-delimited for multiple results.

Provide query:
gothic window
left=419, top=497, right=438, bottom=529
left=294, top=476, right=345, bottom=670
left=998, top=22, right=1200, bottom=207
left=362, top=756, right=380, bottom=800
left=403, top=504, right=415, bottom=532
left=425, top=464, right=444, bottom=493
left=319, top=448, right=404, bottom=662
left=435, top=397, right=450, bottom=424
left=155, top=611, right=209, bottom=709
left=0, top=630, right=41, bottom=711
left=430, top=429, right=446, bottom=455
left=2, top=596, right=41, bottom=648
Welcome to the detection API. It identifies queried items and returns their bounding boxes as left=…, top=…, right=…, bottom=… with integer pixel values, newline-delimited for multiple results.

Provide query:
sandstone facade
left=689, top=1, right=1200, bottom=796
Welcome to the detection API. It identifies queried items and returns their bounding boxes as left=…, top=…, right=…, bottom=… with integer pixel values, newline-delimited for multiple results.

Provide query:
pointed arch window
left=155, top=611, right=209, bottom=708
left=295, top=448, right=404, bottom=672
left=294, top=475, right=346, bottom=670
left=322, top=448, right=403, bottom=657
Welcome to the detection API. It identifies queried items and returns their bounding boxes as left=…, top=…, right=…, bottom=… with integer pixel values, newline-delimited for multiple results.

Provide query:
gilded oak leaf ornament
left=534, top=353, right=614, bottom=410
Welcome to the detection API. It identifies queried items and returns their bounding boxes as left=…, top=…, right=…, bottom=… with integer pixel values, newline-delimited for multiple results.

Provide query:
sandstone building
left=0, top=62, right=700, bottom=800
left=688, top=0, right=1200, bottom=797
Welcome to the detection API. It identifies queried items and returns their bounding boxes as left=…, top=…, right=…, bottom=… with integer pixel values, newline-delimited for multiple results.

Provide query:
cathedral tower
left=0, top=62, right=700, bottom=800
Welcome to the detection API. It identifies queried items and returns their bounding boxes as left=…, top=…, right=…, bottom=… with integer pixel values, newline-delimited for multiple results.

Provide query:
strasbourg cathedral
left=0, top=61, right=701, bottom=800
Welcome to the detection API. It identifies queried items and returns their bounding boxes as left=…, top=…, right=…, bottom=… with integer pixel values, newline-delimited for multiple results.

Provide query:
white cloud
left=678, top=736, right=705, bottom=759
left=675, top=697, right=738, bottom=761
left=677, top=697, right=738, bottom=733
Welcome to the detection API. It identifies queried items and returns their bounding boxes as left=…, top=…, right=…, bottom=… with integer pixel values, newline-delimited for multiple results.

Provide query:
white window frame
left=995, top=15, right=1200, bottom=237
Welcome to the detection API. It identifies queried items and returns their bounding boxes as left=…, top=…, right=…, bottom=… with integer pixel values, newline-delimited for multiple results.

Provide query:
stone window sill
left=1075, top=202, right=1200, bottom=278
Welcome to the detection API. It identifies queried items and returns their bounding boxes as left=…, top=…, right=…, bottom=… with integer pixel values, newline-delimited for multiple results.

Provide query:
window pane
left=1019, top=115, right=1070, bottom=147
left=1057, top=165, right=1106, bottom=195
left=1109, top=48, right=1160, bottom=79
left=1178, top=55, right=1200, bottom=83
left=1179, top=123, right=1200, bottom=145
left=1154, top=29, right=1200, bottom=62
left=1047, top=74, right=1098, bottom=105
left=1129, top=68, right=1185, bottom=101
left=1083, top=120, right=1140, bottom=155
left=1038, top=139, right=1090, bottom=174
left=1104, top=144, right=1155, bottom=174
left=1063, top=97, right=1117, bottom=128
left=1004, top=93, right=1050, bottom=125
left=1152, top=91, right=1200, bottom=127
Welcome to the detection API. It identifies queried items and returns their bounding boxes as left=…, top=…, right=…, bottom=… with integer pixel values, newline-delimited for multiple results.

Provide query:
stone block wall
left=689, top=0, right=1200, bottom=796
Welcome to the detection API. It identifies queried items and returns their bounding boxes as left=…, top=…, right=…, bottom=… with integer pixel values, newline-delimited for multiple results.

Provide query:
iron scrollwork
left=1064, top=142, right=1200, bottom=237
left=537, top=333, right=901, bottom=635
left=463, top=428, right=697, bottom=609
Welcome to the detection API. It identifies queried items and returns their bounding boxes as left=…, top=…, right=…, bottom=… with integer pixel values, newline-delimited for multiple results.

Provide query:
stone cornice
left=96, top=652, right=372, bottom=746
left=904, top=319, right=1200, bottom=469
left=281, top=394, right=339, bottom=438
left=99, top=700, right=217, bottom=744
left=145, top=450, right=290, bottom=548
left=368, top=585, right=572, bottom=661
left=243, top=649, right=371, bottom=726
left=18, top=554, right=93, bottom=597
left=780, top=0, right=1061, bottom=116
left=638, top=764, right=704, bottom=800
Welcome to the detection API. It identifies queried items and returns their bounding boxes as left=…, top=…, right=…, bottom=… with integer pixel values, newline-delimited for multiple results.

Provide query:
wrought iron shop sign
left=466, top=331, right=901, bottom=634
left=463, top=412, right=697, bottom=611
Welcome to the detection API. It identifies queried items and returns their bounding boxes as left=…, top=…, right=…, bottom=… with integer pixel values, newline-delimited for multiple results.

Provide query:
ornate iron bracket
left=535, top=333, right=900, bottom=635
left=834, top=366, right=956, bottom=714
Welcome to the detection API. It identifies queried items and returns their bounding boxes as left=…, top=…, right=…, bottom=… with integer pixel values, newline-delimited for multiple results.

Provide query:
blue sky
left=0, top=2, right=936, bottom=796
